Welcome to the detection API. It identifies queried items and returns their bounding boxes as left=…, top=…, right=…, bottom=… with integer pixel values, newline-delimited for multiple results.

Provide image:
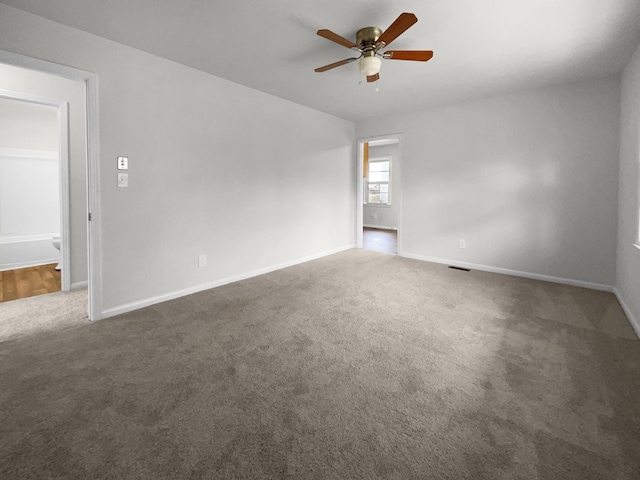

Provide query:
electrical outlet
left=198, top=254, right=207, bottom=267
left=458, top=239, right=466, bottom=249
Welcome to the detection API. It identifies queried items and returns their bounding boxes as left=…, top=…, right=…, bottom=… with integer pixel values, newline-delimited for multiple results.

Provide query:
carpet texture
left=1, top=249, right=639, bottom=479
left=0, top=288, right=87, bottom=342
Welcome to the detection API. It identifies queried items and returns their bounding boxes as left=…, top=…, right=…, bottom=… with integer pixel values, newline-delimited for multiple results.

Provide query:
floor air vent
left=448, top=266, right=470, bottom=272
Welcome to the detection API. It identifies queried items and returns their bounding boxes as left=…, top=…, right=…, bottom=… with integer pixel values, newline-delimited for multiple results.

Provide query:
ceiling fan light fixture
left=359, top=55, right=381, bottom=77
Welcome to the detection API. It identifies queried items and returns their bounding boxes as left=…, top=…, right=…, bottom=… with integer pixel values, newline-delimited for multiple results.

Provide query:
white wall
left=357, top=77, right=621, bottom=286
left=0, top=151, right=59, bottom=236
left=0, top=149, right=60, bottom=271
left=617, top=41, right=640, bottom=331
left=0, top=97, right=58, bottom=150
left=363, top=143, right=399, bottom=230
left=0, top=63, right=87, bottom=285
left=0, top=4, right=355, bottom=315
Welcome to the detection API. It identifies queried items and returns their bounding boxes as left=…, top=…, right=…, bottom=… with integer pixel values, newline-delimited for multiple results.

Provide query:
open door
left=0, top=50, right=102, bottom=320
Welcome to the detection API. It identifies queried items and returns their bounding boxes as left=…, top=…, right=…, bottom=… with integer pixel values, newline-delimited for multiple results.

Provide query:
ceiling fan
left=314, top=12, right=433, bottom=83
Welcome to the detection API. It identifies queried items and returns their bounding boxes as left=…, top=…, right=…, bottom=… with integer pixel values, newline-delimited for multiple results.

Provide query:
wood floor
left=363, top=227, right=397, bottom=255
left=0, top=264, right=61, bottom=303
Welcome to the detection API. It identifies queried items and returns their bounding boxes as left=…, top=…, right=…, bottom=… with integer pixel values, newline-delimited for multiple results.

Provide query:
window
left=366, top=157, right=391, bottom=204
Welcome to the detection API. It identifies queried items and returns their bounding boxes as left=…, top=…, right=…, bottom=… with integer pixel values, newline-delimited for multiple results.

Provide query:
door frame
left=0, top=90, right=71, bottom=290
left=357, top=133, right=402, bottom=255
left=0, top=49, right=102, bottom=320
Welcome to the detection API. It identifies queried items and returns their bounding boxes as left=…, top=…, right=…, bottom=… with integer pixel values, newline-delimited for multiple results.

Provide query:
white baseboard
left=71, top=281, right=88, bottom=291
left=613, top=288, right=640, bottom=339
left=101, top=245, right=356, bottom=320
left=363, top=224, right=397, bottom=230
left=0, top=259, right=59, bottom=272
left=401, top=252, right=614, bottom=292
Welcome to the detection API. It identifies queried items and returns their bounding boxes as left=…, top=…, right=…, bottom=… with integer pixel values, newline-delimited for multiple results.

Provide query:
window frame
left=365, top=155, right=392, bottom=206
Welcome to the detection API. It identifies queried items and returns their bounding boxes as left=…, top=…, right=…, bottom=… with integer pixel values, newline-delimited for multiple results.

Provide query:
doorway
left=0, top=50, right=101, bottom=320
left=357, top=134, right=402, bottom=255
left=0, top=93, right=69, bottom=302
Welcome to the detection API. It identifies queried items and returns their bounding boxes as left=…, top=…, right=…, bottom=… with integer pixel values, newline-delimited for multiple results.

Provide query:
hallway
left=362, top=227, right=397, bottom=255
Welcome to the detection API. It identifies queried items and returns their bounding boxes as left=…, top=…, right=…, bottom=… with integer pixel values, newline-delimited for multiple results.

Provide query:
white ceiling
left=3, top=0, right=640, bottom=121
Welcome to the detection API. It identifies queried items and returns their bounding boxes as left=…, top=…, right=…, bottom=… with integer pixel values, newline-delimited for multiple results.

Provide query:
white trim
left=85, top=68, right=101, bottom=321
left=363, top=224, right=397, bottom=230
left=0, top=50, right=102, bottom=321
left=0, top=259, right=58, bottom=271
left=368, top=138, right=399, bottom=147
left=0, top=89, right=70, bottom=292
left=101, top=245, right=355, bottom=319
left=0, top=233, right=59, bottom=244
left=614, top=288, right=640, bottom=339
left=58, top=101, right=71, bottom=291
left=71, top=281, right=88, bottom=291
left=356, top=142, right=364, bottom=249
left=0, top=147, right=57, bottom=159
left=401, top=252, right=615, bottom=292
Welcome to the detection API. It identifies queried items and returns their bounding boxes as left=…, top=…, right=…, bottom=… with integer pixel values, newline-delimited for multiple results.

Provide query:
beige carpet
left=1, top=249, right=639, bottom=479
left=0, top=288, right=88, bottom=342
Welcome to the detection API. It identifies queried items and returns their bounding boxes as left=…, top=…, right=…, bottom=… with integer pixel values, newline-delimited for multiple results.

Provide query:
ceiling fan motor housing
left=357, top=26, right=383, bottom=55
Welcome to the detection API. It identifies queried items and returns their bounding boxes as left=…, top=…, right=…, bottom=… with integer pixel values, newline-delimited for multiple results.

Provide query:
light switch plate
left=117, top=173, right=128, bottom=188
left=117, top=156, right=128, bottom=170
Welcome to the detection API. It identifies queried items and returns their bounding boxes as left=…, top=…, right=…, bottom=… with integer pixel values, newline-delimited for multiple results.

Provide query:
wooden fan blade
left=317, top=29, right=358, bottom=49
left=314, top=57, right=358, bottom=73
left=384, top=50, right=433, bottom=61
left=366, top=73, right=380, bottom=83
left=377, top=12, right=418, bottom=47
